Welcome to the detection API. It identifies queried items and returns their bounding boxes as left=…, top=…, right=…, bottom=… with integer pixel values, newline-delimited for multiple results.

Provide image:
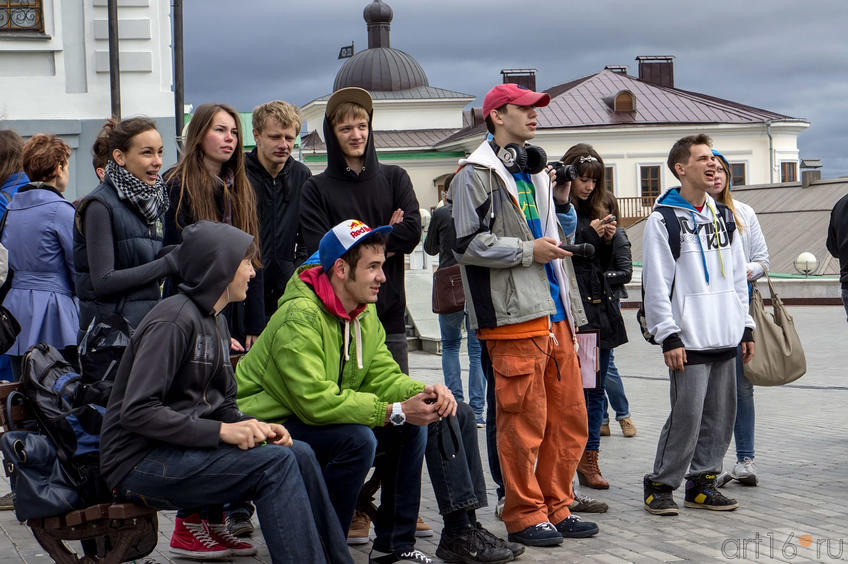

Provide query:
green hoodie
left=236, top=265, right=426, bottom=428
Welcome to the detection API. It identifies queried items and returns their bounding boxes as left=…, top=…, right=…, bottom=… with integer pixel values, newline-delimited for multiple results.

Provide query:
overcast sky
left=184, top=0, right=848, bottom=178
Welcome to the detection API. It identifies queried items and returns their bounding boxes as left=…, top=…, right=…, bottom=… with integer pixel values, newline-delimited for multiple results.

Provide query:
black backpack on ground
left=19, top=343, right=111, bottom=507
left=636, top=203, right=736, bottom=344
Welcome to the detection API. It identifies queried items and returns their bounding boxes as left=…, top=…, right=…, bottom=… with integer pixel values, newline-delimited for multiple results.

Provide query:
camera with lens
left=548, top=161, right=578, bottom=185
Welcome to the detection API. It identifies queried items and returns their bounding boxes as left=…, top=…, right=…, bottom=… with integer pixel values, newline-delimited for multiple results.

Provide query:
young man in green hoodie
left=237, top=220, right=519, bottom=564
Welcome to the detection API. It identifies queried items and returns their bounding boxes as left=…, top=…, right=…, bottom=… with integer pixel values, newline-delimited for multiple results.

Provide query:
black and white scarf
left=105, top=160, right=169, bottom=224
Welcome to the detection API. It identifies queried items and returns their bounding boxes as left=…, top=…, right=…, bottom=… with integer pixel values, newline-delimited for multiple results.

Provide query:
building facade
left=0, top=0, right=175, bottom=201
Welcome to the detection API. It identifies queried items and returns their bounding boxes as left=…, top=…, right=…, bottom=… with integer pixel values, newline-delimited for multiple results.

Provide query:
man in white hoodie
left=642, top=134, right=755, bottom=516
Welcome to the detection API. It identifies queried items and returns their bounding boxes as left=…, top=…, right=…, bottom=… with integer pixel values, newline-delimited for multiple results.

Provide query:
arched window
left=613, top=90, right=635, bottom=112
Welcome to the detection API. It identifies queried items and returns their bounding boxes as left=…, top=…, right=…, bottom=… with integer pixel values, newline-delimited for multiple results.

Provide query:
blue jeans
left=602, top=348, right=631, bottom=424
left=117, top=441, right=351, bottom=564
left=439, top=311, right=486, bottom=420
left=285, top=419, right=426, bottom=555
left=584, top=348, right=612, bottom=451
left=424, top=402, right=487, bottom=516
left=842, top=288, right=848, bottom=322
left=481, top=341, right=504, bottom=499
left=733, top=348, right=755, bottom=460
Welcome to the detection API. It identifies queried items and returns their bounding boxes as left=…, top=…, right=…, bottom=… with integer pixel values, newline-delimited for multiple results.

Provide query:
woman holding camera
left=561, top=143, right=627, bottom=490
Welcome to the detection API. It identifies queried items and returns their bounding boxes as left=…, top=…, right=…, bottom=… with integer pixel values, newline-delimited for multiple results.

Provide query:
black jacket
left=300, top=109, right=421, bottom=335
left=573, top=200, right=627, bottom=349
left=100, top=221, right=254, bottom=489
left=604, top=227, right=633, bottom=301
left=827, top=193, right=848, bottom=288
left=74, top=178, right=166, bottom=331
left=423, top=203, right=457, bottom=269
left=245, top=149, right=311, bottom=316
left=162, top=170, right=265, bottom=340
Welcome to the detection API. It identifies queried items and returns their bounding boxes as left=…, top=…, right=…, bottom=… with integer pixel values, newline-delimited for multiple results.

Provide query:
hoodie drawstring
left=342, top=319, right=364, bottom=370
left=707, top=203, right=727, bottom=279
left=691, top=210, right=711, bottom=284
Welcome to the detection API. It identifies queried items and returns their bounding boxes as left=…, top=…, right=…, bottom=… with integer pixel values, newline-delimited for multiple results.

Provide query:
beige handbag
left=744, top=268, right=806, bottom=386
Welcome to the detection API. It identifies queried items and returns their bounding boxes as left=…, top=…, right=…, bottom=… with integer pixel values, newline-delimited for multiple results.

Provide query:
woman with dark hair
left=2, top=134, right=77, bottom=379
left=561, top=143, right=627, bottom=490
left=163, top=103, right=263, bottom=351
left=74, top=117, right=177, bottom=336
left=0, top=130, right=29, bottom=215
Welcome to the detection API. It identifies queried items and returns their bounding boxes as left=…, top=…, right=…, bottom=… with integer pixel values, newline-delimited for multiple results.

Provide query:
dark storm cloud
left=184, top=0, right=848, bottom=176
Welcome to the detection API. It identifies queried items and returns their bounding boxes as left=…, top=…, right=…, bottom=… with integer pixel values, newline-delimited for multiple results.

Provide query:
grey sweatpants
left=648, top=358, right=736, bottom=489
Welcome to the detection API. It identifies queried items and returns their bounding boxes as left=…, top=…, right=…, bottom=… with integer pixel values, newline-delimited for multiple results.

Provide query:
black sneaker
left=436, top=526, right=513, bottom=564
left=474, top=521, right=525, bottom=558
left=369, top=548, right=433, bottom=563
left=643, top=475, right=680, bottom=516
left=225, top=511, right=254, bottom=537
left=554, top=515, right=599, bottom=538
left=684, top=473, right=739, bottom=511
left=507, top=521, right=563, bottom=547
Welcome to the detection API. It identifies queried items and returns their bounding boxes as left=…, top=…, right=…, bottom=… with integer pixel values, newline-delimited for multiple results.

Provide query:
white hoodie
left=643, top=187, right=754, bottom=351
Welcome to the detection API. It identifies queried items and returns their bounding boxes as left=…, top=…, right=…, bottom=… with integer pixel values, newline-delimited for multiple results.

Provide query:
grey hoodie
left=100, top=221, right=254, bottom=489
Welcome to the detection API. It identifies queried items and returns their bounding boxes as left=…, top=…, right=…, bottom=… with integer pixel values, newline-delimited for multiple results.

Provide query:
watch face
left=390, top=413, right=405, bottom=425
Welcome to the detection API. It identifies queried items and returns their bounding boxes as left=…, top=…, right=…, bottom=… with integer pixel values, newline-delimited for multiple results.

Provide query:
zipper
left=337, top=320, right=347, bottom=393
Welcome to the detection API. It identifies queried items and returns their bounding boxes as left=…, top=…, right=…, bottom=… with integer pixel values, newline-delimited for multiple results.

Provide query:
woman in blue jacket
left=2, top=134, right=77, bottom=378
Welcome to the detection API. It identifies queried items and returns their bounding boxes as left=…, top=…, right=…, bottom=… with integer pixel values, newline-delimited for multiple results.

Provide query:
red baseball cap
left=482, top=83, right=551, bottom=117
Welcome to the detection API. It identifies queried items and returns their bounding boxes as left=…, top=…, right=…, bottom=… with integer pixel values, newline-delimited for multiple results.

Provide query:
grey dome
left=364, top=0, right=392, bottom=23
left=334, top=47, right=429, bottom=92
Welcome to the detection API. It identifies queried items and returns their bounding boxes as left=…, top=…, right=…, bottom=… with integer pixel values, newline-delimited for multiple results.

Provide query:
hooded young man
left=641, top=134, right=755, bottom=516
left=99, top=221, right=350, bottom=563
left=299, top=87, right=421, bottom=374
left=451, top=83, right=598, bottom=547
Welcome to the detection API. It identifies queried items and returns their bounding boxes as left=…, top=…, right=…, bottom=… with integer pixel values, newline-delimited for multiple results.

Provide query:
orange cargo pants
left=486, top=320, right=588, bottom=533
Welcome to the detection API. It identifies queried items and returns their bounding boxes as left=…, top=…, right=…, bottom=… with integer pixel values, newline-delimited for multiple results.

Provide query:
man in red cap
left=451, top=83, right=598, bottom=547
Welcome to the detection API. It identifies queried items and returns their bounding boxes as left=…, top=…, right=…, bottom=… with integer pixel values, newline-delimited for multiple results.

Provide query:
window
left=781, top=161, right=797, bottom=182
left=730, top=163, right=746, bottom=187
left=0, top=1, right=43, bottom=32
left=640, top=165, right=661, bottom=198
left=613, top=91, right=635, bottom=112
left=604, top=166, right=615, bottom=195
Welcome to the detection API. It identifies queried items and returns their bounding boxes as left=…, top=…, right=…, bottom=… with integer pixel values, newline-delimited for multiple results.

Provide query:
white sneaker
left=730, top=458, right=758, bottom=486
left=715, top=471, right=733, bottom=488
left=495, top=496, right=505, bottom=520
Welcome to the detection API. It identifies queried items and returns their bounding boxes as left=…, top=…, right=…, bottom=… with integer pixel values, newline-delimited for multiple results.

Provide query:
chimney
left=801, top=158, right=822, bottom=188
left=636, top=56, right=674, bottom=88
left=500, top=69, right=537, bottom=92
left=605, top=65, right=628, bottom=75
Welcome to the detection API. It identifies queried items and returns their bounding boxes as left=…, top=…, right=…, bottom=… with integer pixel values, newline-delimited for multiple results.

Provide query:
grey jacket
left=452, top=140, right=586, bottom=333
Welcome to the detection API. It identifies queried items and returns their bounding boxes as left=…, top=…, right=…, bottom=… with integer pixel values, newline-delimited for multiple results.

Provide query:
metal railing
left=617, top=196, right=657, bottom=227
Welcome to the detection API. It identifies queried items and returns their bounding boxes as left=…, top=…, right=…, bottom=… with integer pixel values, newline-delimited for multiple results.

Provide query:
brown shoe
left=577, top=449, right=609, bottom=489
left=415, top=515, right=434, bottom=537
left=619, top=418, right=637, bottom=437
left=346, top=510, right=371, bottom=545
left=600, top=423, right=610, bottom=436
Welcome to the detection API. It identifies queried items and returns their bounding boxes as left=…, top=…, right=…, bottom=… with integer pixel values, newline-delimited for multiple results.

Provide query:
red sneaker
left=169, top=514, right=232, bottom=560
left=206, top=521, right=258, bottom=556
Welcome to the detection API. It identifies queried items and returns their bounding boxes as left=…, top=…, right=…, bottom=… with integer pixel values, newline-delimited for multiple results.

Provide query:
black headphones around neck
left=490, top=140, right=547, bottom=175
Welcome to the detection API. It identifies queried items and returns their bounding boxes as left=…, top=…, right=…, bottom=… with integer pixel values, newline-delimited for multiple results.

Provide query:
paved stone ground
left=1, top=305, right=846, bottom=563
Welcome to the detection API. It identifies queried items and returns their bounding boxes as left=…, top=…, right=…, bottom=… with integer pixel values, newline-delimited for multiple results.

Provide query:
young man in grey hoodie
left=99, top=221, right=350, bottom=563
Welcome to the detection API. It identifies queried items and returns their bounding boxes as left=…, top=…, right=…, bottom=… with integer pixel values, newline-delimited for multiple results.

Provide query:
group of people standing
left=0, top=77, right=772, bottom=564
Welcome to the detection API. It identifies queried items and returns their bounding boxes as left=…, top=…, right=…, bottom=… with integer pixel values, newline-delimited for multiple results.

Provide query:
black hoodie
left=299, top=109, right=422, bottom=334
left=100, top=221, right=254, bottom=489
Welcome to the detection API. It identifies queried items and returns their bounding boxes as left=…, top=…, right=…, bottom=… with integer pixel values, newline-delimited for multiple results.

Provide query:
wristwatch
left=389, top=402, right=406, bottom=426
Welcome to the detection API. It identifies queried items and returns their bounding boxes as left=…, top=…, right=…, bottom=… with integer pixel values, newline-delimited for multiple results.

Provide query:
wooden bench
left=0, top=381, right=158, bottom=564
